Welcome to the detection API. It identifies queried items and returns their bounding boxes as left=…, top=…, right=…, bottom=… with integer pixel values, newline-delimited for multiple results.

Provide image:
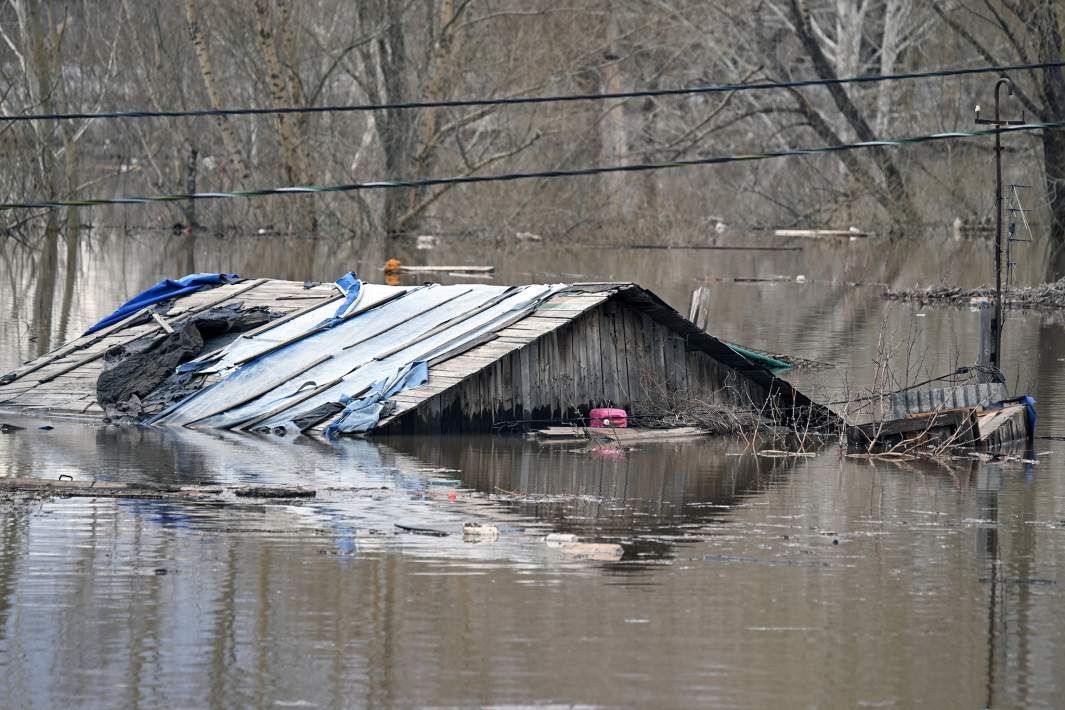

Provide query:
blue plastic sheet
left=85, top=273, right=238, bottom=335
left=319, top=271, right=362, bottom=327
left=324, top=361, right=429, bottom=439
left=1018, top=395, right=1037, bottom=434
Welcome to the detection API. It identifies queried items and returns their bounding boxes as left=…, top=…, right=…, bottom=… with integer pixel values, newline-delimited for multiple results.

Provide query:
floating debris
left=394, top=523, right=448, bottom=537
left=884, top=278, right=1065, bottom=311
left=774, top=228, right=870, bottom=239
left=427, top=478, right=461, bottom=487
left=544, top=533, right=579, bottom=546
left=557, top=542, right=624, bottom=561
left=462, top=522, right=500, bottom=540
left=535, top=426, right=710, bottom=446
left=0, top=476, right=316, bottom=502
left=233, top=486, right=315, bottom=499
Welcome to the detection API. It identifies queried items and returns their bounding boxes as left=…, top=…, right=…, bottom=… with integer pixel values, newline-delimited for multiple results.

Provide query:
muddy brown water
left=2, top=230, right=1065, bottom=708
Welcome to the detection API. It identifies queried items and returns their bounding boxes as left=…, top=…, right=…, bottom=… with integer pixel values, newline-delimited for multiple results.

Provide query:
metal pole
left=993, top=89, right=1003, bottom=371
left=975, top=77, right=1022, bottom=373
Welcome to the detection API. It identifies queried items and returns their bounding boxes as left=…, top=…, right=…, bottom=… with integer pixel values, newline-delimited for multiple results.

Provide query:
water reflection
left=0, top=426, right=1062, bottom=707
left=0, top=421, right=804, bottom=561
left=382, top=435, right=801, bottom=546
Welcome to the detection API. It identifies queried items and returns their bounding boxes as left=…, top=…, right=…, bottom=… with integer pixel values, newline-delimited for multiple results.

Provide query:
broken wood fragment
left=398, top=265, right=495, bottom=273
left=233, top=486, right=315, bottom=499
left=558, top=542, right=625, bottom=561
left=774, top=229, right=869, bottom=239
left=152, top=313, right=175, bottom=334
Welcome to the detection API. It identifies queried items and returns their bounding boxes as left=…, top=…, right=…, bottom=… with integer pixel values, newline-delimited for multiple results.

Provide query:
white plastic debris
left=463, top=522, right=500, bottom=539
left=544, top=533, right=579, bottom=546
left=427, top=478, right=460, bottom=487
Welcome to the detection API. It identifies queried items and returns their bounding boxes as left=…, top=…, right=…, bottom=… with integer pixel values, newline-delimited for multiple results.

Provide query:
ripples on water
left=1, top=233, right=1064, bottom=707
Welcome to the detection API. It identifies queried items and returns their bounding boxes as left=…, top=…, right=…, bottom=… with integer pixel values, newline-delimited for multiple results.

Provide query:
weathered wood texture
left=884, top=381, right=1008, bottom=421
left=373, top=292, right=773, bottom=434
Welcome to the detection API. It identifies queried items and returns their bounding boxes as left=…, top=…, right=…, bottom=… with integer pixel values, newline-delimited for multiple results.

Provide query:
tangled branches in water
left=884, top=278, right=1065, bottom=310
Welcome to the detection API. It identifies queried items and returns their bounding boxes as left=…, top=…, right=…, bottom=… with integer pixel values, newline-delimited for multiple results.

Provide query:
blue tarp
left=323, top=362, right=429, bottom=439
left=84, top=273, right=238, bottom=335
left=317, top=271, right=362, bottom=328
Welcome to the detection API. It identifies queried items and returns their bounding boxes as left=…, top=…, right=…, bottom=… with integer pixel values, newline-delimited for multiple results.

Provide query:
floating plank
left=398, top=265, right=494, bottom=273
left=0, top=476, right=317, bottom=500
left=774, top=229, right=869, bottom=239
left=535, top=426, right=710, bottom=445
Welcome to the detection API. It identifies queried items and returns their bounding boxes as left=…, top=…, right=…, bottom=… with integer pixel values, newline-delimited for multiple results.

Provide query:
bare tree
left=185, top=0, right=251, bottom=189
left=933, top=1, right=1065, bottom=274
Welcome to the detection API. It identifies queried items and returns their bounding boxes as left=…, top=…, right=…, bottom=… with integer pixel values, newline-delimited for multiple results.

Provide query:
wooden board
left=535, top=426, right=709, bottom=445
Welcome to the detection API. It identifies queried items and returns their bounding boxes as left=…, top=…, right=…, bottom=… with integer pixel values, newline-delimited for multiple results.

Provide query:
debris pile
left=884, top=279, right=1065, bottom=310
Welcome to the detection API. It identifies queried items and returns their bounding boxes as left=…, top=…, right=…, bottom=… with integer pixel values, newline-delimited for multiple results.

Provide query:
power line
left=2, top=120, right=1060, bottom=212
left=2, top=60, right=1063, bottom=123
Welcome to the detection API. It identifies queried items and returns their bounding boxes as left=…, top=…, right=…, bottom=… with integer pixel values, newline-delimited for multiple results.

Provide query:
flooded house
left=0, top=273, right=826, bottom=437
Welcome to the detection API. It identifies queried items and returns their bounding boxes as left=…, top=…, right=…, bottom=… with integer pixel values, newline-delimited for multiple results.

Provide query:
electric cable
left=2, top=120, right=1061, bottom=212
left=1, top=60, right=1062, bottom=123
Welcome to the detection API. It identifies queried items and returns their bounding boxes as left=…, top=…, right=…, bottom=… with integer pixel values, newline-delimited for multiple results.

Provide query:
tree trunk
left=183, top=139, right=199, bottom=230
left=601, top=13, right=632, bottom=219
left=790, top=0, right=917, bottom=225
left=253, top=0, right=316, bottom=233
left=1043, top=128, right=1065, bottom=279
left=874, top=0, right=905, bottom=135
left=402, top=0, right=455, bottom=230
left=370, top=2, right=417, bottom=238
left=1035, top=3, right=1065, bottom=274
left=185, top=0, right=250, bottom=186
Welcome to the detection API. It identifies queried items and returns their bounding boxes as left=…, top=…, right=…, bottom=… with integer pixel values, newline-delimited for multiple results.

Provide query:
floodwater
left=2, top=228, right=1065, bottom=708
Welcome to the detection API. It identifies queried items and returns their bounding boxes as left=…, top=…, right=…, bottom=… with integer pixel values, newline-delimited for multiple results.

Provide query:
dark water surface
left=2, top=231, right=1065, bottom=707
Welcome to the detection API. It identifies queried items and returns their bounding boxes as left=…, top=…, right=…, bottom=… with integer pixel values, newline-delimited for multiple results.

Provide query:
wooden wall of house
left=377, top=299, right=769, bottom=434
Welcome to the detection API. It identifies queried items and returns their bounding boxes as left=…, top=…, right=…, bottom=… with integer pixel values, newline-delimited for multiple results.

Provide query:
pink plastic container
left=589, top=407, right=628, bottom=428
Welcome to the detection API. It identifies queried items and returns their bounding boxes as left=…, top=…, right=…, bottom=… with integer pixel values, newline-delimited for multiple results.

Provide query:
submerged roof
left=0, top=276, right=823, bottom=436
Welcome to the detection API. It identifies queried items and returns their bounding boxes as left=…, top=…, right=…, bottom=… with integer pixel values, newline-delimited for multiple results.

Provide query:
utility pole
left=974, top=77, right=1024, bottom=373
